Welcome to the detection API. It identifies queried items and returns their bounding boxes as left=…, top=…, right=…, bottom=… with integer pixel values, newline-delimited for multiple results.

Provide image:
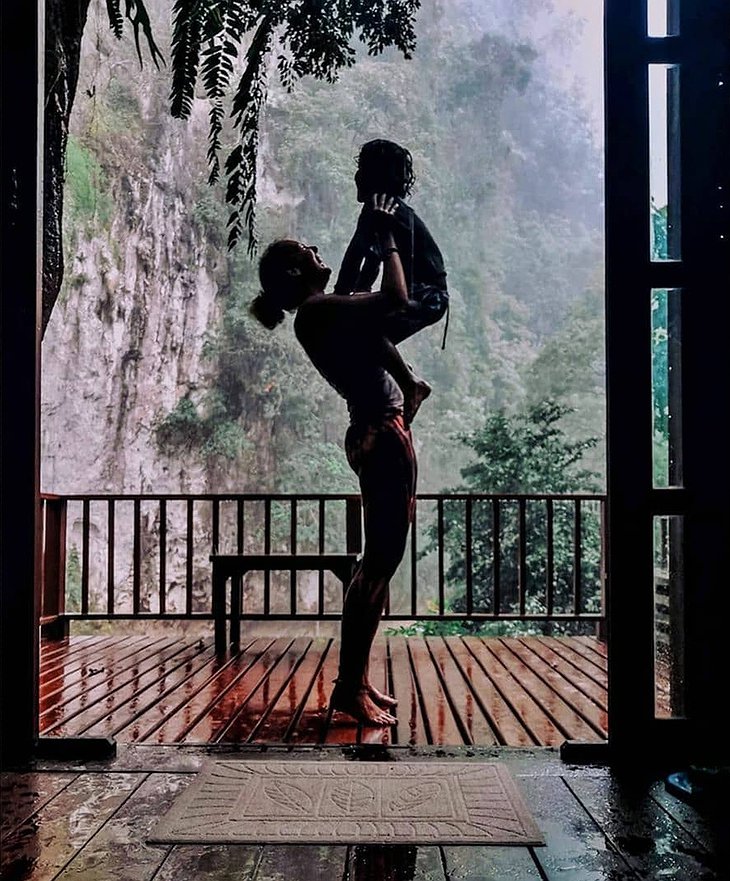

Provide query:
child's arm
left=333, top=206, right=379, bottom=295
left=352, top=200, right=408, bottom=292
left=306, top=197, right=408, bottom=319
left=354, top=252, right=381, bottom=292
left=332, top=232, right=365, bottom=296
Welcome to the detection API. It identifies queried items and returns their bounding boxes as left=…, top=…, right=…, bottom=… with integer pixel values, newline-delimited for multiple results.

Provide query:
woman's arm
left=378, top=224, right=408, bottom=307
left=306, top=243, right=407, bottom=319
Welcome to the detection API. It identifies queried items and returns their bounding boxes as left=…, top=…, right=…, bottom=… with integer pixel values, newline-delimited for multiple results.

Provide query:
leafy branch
left=104, top=0, right=420, bottom=254
left=105, top=0, right=165, bottom=68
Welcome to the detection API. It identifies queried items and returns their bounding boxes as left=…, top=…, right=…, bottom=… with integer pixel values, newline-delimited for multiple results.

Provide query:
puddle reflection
left=349, top=844, right=420, bottom=880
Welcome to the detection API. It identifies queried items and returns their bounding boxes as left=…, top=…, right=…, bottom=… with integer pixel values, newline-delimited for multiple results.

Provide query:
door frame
left=604, top=0, right=730, bottom=757
left=0, top=0, right=43, bottom=766
left=3, top=0, right=729, bottom=765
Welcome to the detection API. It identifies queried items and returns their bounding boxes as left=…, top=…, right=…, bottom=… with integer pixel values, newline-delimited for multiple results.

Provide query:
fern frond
left=225, top=16, right=273, bottom=253
left=200, top=3, right=242, bottom=186
left=229, top=17, right=272, bottom=128
left=200, top=11, right=235, bottom=100
left=170, top=0, right=207, bottom=117
left=106, top=0, right=124, bottom=39
left=207, top=99, right=224, bottom=184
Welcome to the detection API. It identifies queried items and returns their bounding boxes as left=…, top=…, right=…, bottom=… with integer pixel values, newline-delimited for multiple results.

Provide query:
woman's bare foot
left=330, top=685, right=397, bottom=726
left=365, top=681, right=398, bottom=709
left=403, top=378, right=432, bottom=427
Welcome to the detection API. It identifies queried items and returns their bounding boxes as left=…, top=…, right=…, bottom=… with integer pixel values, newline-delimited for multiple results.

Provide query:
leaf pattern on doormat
left=388, top=781, right=442, bottom=812
left=263, top=780, right=314, bottom=813
left=330, top=781, right=375, bottom=813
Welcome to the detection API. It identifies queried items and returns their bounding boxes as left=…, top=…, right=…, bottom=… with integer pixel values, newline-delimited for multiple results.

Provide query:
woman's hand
left=369, top=193, right=399, bottom=256
left=369, top=193, right=399, bottom=231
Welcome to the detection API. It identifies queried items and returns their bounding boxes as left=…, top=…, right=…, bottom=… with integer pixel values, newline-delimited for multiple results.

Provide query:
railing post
left=41, top=498, right=69, bottom=639
left=597, top=499, right=608, bottom=641
left=345, top=497, right=363, bottom=555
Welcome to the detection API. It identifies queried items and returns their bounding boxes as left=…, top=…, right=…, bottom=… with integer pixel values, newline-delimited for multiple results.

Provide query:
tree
left=43, top=0, right=419, bottom=334
left=526, top=279, right=606, bottom=480
left=416, top=402, right=602, bottom=635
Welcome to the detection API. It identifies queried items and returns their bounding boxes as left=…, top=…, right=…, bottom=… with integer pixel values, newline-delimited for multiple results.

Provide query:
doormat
left=149, top=760, right=544, bottom=845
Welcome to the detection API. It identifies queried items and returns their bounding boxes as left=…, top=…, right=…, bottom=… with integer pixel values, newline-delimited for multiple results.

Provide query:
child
left=333, top=139, right=450, bottom=424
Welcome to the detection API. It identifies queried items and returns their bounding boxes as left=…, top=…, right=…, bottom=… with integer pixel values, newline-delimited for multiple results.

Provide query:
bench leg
left=213, top=566, right=226, bottom=654
left=230, top=575, right=242, bottom=647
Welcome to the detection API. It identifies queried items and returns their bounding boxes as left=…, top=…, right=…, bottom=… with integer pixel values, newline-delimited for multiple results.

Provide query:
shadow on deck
left=39, top=633, right=608, bottom=747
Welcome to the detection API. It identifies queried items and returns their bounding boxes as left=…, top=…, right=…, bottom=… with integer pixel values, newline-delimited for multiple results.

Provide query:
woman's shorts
left=345, top=412, right=418, bottom=529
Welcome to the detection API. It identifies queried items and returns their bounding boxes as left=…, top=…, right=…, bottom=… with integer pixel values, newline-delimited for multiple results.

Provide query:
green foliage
left=652, top=292, right=669, bottom=428
left=155, top=397, right=205, bottom=449
left=277, top=442, right=358, bottom=494
left=192, top=189, right=227, bottom=248
left=203, top=417, right=249, bottom=460
left=384, top=617, right=564, bottom=638
left=650, top=209, right=673, bottom=486
left=526, top=282, right=606, bottom=481
left=418, top=402, right=602, bottom=634
left=457, top=401, right=600, bottom=495
left=65, top=545, right=82, bottom=612
left=651, top=202, right=669, bottom=260
left=104, top=80, right=144, bottom=135
left=64, top=135, right=113, bottom=231
left=154, top=395, right=248, bottom=462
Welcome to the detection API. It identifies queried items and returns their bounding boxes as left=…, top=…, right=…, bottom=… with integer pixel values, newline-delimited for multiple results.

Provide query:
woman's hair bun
left=250, top=292, right=285, bottom=330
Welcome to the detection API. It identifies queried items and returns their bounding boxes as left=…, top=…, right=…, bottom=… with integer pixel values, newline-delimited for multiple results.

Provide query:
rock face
left=40, top=19, right=239, bottom=614
left=42, top=93, right=222, bottom=496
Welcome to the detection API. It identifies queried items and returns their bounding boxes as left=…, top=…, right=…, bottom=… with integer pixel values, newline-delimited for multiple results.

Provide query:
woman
left=250, top=196, right=416, bottom=726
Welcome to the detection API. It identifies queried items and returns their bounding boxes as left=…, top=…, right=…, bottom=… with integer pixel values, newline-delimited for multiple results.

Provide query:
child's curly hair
left=356, top=139, right=416, bottom=199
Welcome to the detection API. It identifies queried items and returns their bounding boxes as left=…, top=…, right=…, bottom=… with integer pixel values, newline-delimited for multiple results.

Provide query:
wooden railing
left=39, top=492, right=606, bottom=634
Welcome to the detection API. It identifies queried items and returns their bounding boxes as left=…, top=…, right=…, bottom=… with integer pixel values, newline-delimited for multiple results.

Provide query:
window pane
left=649, top=65, right=681, bottom=260
left=652, top=289, right=683, bottom=487
left=648, top=0, right=679, bottom=36
left=654, top=516, right=685, bottom=718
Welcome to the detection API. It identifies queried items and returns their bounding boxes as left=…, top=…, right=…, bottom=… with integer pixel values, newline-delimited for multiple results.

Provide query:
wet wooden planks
left=0, top=772, right=146, bottom=880
left=3, top=758, right=727, bottom=881
left=39, top=635, right=610, bottom=747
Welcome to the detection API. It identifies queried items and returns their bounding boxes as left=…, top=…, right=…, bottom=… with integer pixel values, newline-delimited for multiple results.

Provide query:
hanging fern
left=227, top=16, right=273, bottom=252
left=170, top=0, right=213, bottom=118
left=200, top=3, right=240, bottom=184
left=106, top=0, right=165, bottom=67
left=106, top=0, right=124, bottom=40
left=105, top=0, right=420, bottom=255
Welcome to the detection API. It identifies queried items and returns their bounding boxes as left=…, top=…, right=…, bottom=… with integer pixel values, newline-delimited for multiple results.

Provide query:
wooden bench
left=211, top=553, right=360, bottom=652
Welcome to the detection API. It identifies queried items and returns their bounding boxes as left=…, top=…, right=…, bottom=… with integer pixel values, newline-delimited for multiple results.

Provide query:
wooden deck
left=38, top=634, right=608, bottom=747
left=2, top=746, right=727, bottom=880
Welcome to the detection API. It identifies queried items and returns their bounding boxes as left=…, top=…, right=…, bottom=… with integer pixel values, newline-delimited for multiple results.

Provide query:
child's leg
left=377, top=335, right=431, bottom=427
left=384, top=289, right=449, bottom=345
